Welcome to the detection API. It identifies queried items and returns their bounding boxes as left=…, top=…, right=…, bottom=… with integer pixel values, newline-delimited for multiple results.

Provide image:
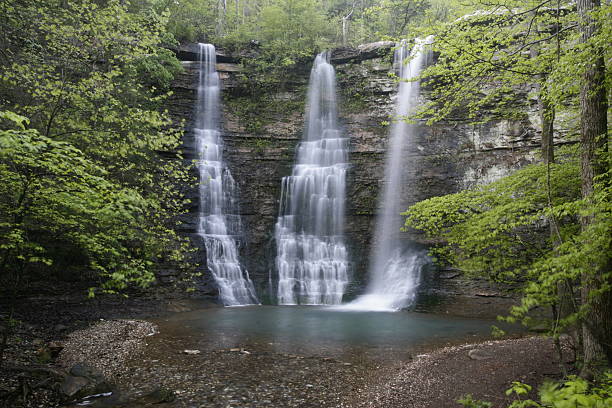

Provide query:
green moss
left=223, top=87, right=305, bottom=135
left=339, top=75, right=371, bottom=114
left=253, top=138, right=272, bottom=155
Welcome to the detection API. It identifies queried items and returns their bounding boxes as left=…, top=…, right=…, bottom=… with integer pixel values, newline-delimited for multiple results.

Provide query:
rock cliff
left=166, top=42, right=570, bottom=312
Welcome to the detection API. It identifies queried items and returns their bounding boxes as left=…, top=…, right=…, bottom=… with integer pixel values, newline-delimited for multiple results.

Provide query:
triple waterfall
left=193, top=41, right=432, bottom=309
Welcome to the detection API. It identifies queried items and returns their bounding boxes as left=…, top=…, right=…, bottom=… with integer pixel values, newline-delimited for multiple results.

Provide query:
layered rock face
left=167, top=42, right=562, bottom=309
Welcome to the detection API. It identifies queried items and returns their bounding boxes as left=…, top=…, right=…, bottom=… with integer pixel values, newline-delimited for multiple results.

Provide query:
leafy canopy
left=0, top=0, right=193, bottom=294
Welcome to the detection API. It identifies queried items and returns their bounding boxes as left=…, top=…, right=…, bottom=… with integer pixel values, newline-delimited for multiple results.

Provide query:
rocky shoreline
left=348, top=336, right=573, bottom=408
left=1, top=294, right=569, bottom=408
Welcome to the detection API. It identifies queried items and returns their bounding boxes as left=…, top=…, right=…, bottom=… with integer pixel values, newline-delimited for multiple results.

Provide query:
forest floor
left=0, top=291, right=573, bottom=408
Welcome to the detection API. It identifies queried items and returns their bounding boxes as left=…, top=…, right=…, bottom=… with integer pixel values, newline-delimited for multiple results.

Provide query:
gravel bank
left=347, top=336, right=571, bottom=408
left=58, top=319, right=157, bottom=380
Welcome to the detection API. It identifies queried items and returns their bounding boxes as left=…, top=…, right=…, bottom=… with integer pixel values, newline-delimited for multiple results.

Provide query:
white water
left=195, top=43, right=258, bottom=306
left=340, top=38, right=433, bottom=312
left=275, top=53, right=349, bottom=305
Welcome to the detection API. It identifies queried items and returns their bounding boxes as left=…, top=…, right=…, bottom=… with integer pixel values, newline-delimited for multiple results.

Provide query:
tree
left=404, top=0, right=611, bottom=372
left=0, top=111, right=159, bottom=362
left=576, top=0, right=611, bottom=377
left=0, top=0, right=192, bottom=295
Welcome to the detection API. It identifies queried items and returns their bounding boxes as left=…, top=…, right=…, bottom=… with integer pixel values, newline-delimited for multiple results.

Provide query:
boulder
left=468, top=348, right=494, bottom=360
left=60, top=363, right=113, bottom=400
left=357, top=41, right=395, bottom=59
left=330, top=46, right=360, bottom=64
left=173, top=43, right=243, bottom=63
left=60, top=375, right=89, bottom=398
left=69, top=363, right=105, bottom=383
left=331, top=41, right=395, bottom=64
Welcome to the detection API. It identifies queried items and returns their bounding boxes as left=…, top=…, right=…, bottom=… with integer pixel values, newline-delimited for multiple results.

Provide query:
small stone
left=474, top=291, right=498, bottom=297
left=468, top=348, right=494, bottom=360
left=32, top=338, right=43, bottom=346
left=240, top=350, right=251, bottom=355
left=182, top=349, right=201, bottom=355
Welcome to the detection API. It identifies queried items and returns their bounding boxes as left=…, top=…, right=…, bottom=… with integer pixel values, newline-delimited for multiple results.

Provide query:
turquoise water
left=156, top=305, right=513, bottom=360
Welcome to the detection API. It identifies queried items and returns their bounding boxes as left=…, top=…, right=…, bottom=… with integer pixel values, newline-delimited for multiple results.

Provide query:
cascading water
left=195, top=43, right=258, bottom=306
left=341, top=37, right=433, bottom=312
left=274, top=53, right=349, bottom=305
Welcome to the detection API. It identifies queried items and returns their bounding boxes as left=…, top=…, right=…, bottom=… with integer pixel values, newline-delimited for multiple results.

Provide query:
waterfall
left=274, top=53, right=349, bottom=305
left=195, top=43, right=258, bottom=306
left=341, top=37, right=433, bottom=312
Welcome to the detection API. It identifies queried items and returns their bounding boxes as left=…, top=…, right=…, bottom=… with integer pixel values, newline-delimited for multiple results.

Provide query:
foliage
left=404, top=150, right=581, bottom=280
left=457, top=394, right=492, bottom=408
left=154, top=0, right=470, bottom=91
left=157, top=0, right=217, bottom=43
left=0, top=0, right=193, bottom=294
left=404, top=0, right=610, bottom=368
left=0, top=111, right=155, bottom=291
left=404, top=146, right=611, bottom=336
left=223, top=0, right=334, bottom=91
left=159, top=0, right=456, bottom=45
left=458, top=373, right=612, bottom=408
left=413, top=1, right=611, bottom=127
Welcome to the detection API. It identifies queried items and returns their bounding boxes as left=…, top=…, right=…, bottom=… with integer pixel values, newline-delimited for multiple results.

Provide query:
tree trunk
left=576, top=0, right=611, bottom=377
left=541, top=98, right=555, bottom=164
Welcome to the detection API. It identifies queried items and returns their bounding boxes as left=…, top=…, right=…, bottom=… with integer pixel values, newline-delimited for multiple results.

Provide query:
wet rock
left=330, top=47, right=360, bottom=63
left=167, top=300, right=192, bottom=313
left=217, top=63, right=242, bottom=73
left=356, top=41, right=395, bottom=59
left=59, top=363, right=114, bottom=401
left=474, top=291, right=499, bottom=297
left=70, top=363, right=105, bottom=383
left=135, top=387, right=176, bottom=404
left=330, top=41, right=394, bottom=64
left=60, top=375, right=89, bottom=398
left=173, top=43, right=251, bottom=63
left=467, top=348, right=494, bottom=360
left=439, top=272, right=462, bottom=279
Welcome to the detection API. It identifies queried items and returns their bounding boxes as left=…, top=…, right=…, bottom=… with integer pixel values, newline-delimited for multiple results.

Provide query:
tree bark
left=576, top=0, right=611, bottom=377
left=541, top=98, right=555, bottom=164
